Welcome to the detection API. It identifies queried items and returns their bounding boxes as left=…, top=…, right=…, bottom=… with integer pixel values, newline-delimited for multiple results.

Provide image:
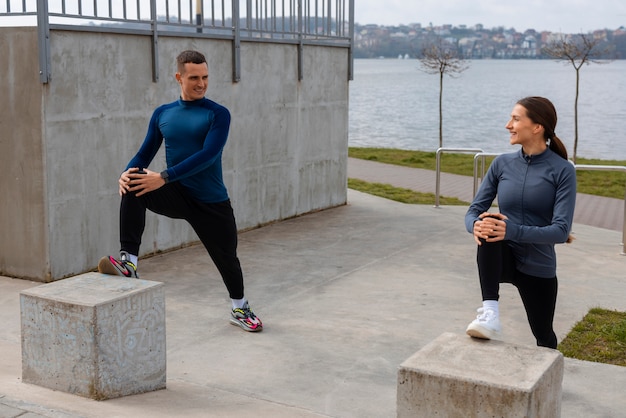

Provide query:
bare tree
left=542, top=33, right=610, bottom=163
left=418, top=38, right=469, bottom=148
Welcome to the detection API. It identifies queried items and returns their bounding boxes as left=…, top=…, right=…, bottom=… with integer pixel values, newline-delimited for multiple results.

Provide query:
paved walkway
left=1, top=160, right=625, bottom=417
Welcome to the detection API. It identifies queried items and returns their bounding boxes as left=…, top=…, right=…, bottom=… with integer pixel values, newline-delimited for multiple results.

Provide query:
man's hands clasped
left=119, top=167, right=166, bottom=197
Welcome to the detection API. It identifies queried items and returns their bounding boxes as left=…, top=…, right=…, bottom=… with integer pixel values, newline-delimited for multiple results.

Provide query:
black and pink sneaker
left=230, top=301, right=263, bottom=332
left=98, top=251, right=139, bottom=278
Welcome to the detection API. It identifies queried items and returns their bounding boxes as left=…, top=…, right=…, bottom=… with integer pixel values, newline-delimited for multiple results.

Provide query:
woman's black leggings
left=119, top=182, right=244, bottom=299
left=477, top=240, right=558, bottom=348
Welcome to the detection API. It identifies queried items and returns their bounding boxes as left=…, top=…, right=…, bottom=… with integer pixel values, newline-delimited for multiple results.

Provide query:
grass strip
left=558, top=308, right=626, bottom=366
left=347, top=178, right=469, bottom=205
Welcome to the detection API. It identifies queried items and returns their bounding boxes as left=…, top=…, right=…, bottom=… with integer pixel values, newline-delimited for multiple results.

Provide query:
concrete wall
left=0, top=28, right=49, bottom=280
left=0, top=27, right=349, bottom=281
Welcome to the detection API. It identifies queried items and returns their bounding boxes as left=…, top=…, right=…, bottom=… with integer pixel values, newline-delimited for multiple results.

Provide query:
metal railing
left=1, top=0, right=354, bottom=83
left=435, top=149, right=626, bottom=254
left=434, top=147, right=483, bottom=208
left=473, top=152, right=501, bottom=196
left=574, top=165, right=626, bottom=255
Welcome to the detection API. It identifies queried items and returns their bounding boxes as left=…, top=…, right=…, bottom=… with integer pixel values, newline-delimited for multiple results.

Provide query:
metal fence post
left=347, top=0, right=354, bottom=81
left=36, top=0, right=51, bottom=83
left=196, top=0, right=203, bottom=33
left=150, top=0, right=159, bottom=82
left=297, top=0, right=303, bottom=81
left=232, top=0, right=241, bottom=82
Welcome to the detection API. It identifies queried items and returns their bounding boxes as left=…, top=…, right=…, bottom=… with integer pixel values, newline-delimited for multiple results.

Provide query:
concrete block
left=397, top=332, right=563, bottom=418
left=20, top=273, right=166, bottom=400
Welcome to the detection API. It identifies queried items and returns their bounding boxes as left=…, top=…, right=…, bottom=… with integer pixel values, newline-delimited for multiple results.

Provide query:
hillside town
left=354, top=22, right=626, bottom=59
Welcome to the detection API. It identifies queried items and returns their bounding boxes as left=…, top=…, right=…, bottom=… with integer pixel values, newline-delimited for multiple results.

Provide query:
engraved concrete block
left=20, top=272, right=166, bottom=400
left=397, top=332, right=563, bottom=418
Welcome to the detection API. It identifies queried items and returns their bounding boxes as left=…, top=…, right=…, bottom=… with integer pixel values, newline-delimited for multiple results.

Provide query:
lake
left=348, top=59, right=626, bottom=161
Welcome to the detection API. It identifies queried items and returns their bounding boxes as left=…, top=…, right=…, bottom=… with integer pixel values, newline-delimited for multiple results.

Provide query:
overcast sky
left=354, top=0, right=626, bottom=33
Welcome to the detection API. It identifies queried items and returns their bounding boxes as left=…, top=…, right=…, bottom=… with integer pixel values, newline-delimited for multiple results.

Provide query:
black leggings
left=120, top=182, right=244, bottom=299
left=477, top=240, right=558, bottom=348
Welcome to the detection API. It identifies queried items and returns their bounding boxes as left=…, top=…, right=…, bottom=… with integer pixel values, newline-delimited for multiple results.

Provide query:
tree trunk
left=439, top=71, right=443, bottom=148
left=573, top=69, right=580, bottom=164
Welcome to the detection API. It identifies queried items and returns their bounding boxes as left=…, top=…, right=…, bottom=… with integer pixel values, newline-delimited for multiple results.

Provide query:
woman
left=464, top=96, right=576, bottom=348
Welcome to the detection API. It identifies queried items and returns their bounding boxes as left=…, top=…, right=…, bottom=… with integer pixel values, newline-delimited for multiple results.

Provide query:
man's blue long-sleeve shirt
left=465, top=148, right=577, bottom=278
left=126, top=97, right=231, bottom=203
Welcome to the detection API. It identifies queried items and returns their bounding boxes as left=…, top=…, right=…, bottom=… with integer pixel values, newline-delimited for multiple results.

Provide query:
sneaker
left=98, top=251, right=139, bottom=278
left=230, top=301, right=263, bottom=332
left=466, top=307, right=501, bottom=340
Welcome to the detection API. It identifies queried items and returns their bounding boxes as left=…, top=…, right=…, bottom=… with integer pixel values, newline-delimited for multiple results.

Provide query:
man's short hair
left=176, top=50, right=207, bottom=73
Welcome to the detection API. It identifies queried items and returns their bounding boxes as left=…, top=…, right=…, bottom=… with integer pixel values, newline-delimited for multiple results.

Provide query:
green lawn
left=558, top=308, right=626, bottom=367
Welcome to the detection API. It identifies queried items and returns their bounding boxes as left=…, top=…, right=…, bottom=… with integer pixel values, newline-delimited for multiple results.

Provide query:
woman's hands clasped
left=473, top=212, right=508, bottom=245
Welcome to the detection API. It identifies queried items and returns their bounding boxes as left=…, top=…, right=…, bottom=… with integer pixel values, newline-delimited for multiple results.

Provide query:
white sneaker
left=466, top=307, right=501, bottom=340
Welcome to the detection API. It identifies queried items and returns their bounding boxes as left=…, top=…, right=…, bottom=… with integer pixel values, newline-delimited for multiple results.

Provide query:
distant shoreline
left=353, top=22, right=625, bottom=60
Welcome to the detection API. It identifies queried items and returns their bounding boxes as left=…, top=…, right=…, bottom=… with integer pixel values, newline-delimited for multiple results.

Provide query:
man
left=98, top=50, right=262, bottom=332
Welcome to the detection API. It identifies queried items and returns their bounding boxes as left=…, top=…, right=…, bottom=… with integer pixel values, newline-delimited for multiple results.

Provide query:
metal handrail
left=473, top=152, right=501, bottom=196
left=470, top=157, right=626, bottom=255
left=574, top=165, right=626, bottom=255
left=434, top=147, right=483, bottom=208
